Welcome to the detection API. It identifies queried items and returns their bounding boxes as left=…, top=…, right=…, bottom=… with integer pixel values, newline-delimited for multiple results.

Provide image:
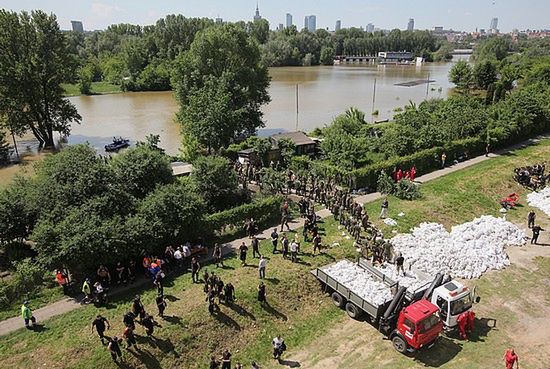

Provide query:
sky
left=1, top=0, right=549, bottom=32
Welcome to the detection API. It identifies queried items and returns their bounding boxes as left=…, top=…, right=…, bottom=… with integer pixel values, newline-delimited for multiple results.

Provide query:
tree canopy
left=0, top=10, right=81, bottom=148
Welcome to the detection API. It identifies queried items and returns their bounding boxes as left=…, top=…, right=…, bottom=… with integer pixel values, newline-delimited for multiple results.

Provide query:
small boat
left=105, top=137, right=130, bottom=152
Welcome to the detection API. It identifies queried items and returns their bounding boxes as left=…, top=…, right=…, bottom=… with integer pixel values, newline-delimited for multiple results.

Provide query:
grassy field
left=1, top=139, right=549, bottom=369
left=62, top=82, right=122, bottom=97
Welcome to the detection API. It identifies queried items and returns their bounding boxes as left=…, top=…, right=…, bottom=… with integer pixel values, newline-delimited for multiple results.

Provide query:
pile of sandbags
left=390, top=215, right=526, bottom=279
left=323, top=260, right=392, bottom=305
left=374, top=263, right=428, bottom=291
left=527, top=187, right=550, bottom=217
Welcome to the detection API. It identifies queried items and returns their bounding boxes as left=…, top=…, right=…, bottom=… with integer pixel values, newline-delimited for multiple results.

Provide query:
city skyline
left=1, top=0, right=549, bottom=32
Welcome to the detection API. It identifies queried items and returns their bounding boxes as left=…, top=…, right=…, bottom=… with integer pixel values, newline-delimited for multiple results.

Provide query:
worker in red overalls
left=410, top=166, right=417, bottom=181
left=396, top=169, right=403, bottom=182
left=503, top=348, right=519, bottom=369
left=456, top=311, right=469, bottom=340
left=466, top=310, right=475, bottom=336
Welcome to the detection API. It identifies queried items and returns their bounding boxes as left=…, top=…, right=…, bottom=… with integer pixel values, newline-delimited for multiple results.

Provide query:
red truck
left=312, top=259, right=444, bottom=353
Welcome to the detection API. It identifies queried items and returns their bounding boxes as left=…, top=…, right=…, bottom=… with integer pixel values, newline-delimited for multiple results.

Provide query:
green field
left=62, top=82, right=122, bottom=97
left=1, top=139, right=549, bottom=369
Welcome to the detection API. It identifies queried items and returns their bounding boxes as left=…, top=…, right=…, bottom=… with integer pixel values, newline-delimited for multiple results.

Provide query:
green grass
left=0, top=285, right=64, bottom=321
left=62, top=82, right=122, bottom=97
left=2, top=138, right=549, bottom=369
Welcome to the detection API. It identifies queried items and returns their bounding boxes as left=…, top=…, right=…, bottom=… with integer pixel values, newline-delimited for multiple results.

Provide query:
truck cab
left=430, top=280, right=476, bottom=330
left=391, top=299, right=443, bottom=353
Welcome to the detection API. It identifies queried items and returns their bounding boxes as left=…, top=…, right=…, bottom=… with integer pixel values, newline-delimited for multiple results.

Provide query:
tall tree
left=473, top=60, right=497, bottom=90
left=449, top=60, right=473, bottom=92
left=172, top=24, right=270, bottom=152
left=0, top=10, right=81, bottom=148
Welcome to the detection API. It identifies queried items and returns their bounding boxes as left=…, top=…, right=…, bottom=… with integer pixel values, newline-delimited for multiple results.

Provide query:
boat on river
left=105, top=137, right=130, bottom=152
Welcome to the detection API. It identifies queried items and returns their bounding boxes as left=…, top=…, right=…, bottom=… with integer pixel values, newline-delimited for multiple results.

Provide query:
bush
left=376, top=172, right=395, bottom=195
left=0, top=258, right=48, bottom=309
left=206, top=196, right=282, bottom=237
left=394, top=179, right=422, bottom=200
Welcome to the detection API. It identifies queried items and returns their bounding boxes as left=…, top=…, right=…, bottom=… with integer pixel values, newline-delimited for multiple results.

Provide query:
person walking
left=441, top=152, right=447, bottom=168
left=55, top=269, right=70, bottom=295
left=239, top=242, right=248, bottom=266
left=258, top=282, right=267, bottom=305
left=92, top=314, right=110, bottom=345
left=395, top=252, right=405, bottom=276
left=270, top=229, right=279, bottom=254
left=221, top=349, right=232, bottom=369
left=213, top=243, right=224, bottom=268
left=210, top=356, right=220, bottom=369
left=82, top=278, right=93, bottom=302
left=156, top=293, right=167, bottom=317
left=503, top=348, right=519, bottom=369
left=107, top=336, right=123, bottom=362
left=485, top=142, right=491, bottom=157
left=258, top=256, right=267, bottom=279
left=282, top=235, right=289, bottom=259
left=313, top=234, right=322, bottom=255
left=191, top=257, right=201, bottom=283
left=531, top=225, right=544, bottom=244
left=272, top=335, right=285, bottom=359
left=142, top=314, right=155, bottom=337
left=290, top=239, right=299, bottom=263
left=527, top=210, right=536, bottom=229
left=123, top=325, right=138, bottom=350
left=132, top=295, right=146, bottom=323
left=251, top=236, right=261, bottom=258
left=380, top=198, right=389, bottom=219
left=224, top=282, right=235, bottom=304
left=123, top=312, right=136, bottom=330
left=21, top=301, right=36, bottom=329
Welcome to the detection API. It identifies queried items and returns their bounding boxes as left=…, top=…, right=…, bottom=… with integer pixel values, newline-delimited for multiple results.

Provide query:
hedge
left=351, top=137, right=486, bottom=190
left=205, top=195, right=283, bottom=236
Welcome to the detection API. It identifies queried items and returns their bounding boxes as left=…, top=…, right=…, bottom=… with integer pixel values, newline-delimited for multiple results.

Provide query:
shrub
left=394, top=179, right=422, bottom=200
left=206, top=196, right=282, bottom=237
left=0, top=258, right=49, bottom=309
left=376, top=172, right=395, bottom=195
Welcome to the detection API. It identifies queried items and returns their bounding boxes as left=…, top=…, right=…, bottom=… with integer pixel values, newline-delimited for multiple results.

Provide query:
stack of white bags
left=323, top=260, right=392, bottom=305
left=390, top=215, right=526, bottom=279
left=373, top=264, right=428, bottom=291
left=527, top=187, right=550, bottom=217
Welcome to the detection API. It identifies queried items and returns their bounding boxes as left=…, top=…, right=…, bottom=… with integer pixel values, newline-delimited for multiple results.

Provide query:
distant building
left=366, top=23, right=374, bottom=33
left=278, top=23, right=284, bottom=31
left=433, top=26, right=444, bottom=33
left=304, top=15, right=316, bottom=32
left=254, top=3, right=262, bottom=22
left=407, top=18, right=414, bottom=31
left=378, top=51, right=414, bottom=63
left=286, top=13, right=293, bottom=28
left=215, top=17, right=223, bottom=24
left=490, top=17, right=498, bottom=31
left=71, top=20, right=84, bottom=33
left=271, top=131, right=317, bottom=157
left=335, top=20, right=341, bottom=32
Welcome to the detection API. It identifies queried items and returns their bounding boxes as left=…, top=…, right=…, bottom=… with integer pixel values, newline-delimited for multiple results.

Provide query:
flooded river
left=8, top=59, right=460, bottom=161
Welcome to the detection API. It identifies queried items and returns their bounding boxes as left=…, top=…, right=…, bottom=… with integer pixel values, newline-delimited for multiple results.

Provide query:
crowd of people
left=514, top=162, right=547, bottom=190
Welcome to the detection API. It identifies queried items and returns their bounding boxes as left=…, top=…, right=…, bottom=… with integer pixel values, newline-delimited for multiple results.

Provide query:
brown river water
left=2, top=59, right=462, bottom=183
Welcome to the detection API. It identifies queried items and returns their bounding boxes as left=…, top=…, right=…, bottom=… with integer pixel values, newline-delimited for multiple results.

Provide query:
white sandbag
left=384, top=218, right=398, bottom=226
left=322, top=260, right=392, bottom=305
left=390, top=215, right=526, bottom=279
left=527, top=187, right=550, bottom=217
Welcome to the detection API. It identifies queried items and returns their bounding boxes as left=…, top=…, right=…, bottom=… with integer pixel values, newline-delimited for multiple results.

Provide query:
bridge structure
left=452, top=49, right=474, bottom=55
left=334, top=55, right=378, bottom=64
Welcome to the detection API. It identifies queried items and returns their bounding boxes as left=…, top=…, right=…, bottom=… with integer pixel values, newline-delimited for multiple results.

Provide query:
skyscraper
left=71, top=20, right=84, bottom=33
left=215, top=17, right=223, bottom=24
left=366, top=23, right=374, bottom=33
left=490, top=17, right=498, bottom=30
left=286, top=13, right=293, bottom=28
left=407, top=18, right=414, bottom=31
left=304, top=15, right=316, bottom=32
left=335, top=20, right=341, bottom=32
left=278, top=23, right=284, bottom=31
left=254, top=3, right=261, bottom=22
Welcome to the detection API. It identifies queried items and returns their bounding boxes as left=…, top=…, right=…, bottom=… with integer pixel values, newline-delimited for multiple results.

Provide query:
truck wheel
left=392, top=336, right=408, bottom=354
left=331, top=292, right=345, bottom=308
left=345, top=302, right=362, bottom=319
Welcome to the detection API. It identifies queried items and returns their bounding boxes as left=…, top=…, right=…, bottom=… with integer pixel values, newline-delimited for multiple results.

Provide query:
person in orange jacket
left=504, top=348, right=519, bottom=369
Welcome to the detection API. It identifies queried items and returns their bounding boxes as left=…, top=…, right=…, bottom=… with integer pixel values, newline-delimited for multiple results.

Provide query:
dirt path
left=1, top=134, right=548, bottom=337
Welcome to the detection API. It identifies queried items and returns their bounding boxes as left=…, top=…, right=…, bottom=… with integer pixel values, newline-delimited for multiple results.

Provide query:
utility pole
left=371, top=78, right=377, bottom=123
left=295, top=84, right=299, bottom=131
left=425, top=73, right=430, bottom=99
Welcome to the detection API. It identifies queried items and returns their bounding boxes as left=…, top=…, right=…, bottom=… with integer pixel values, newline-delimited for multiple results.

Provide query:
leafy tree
left=253, top=137, right=273, bottom=166
left=248, top=19, right=270, bottom=44
left=0, top=129, right=10, bottom=164
left=190, top=156, right=241, bottom=212
left=127, top=182, right=206, bottom=252
left=110, top=145, right=173, bottom=199
left=0, top=177, right=37, bottom=244
left=78, top=66, right=93, bottom=95
left=376, top=172, right=395, bottom=195
left=172, top=24, right=270, bottom=150
left=449, top=60, right=473, bottom=92
left=320, top=46, right=335, bottom=65
left=473, top=60, right=497, bottom=90
left=277, top=138, right=296, bottom=167
left=0, top=10, right=81, bottom=148
left=473, top=37, right=510, bottom=62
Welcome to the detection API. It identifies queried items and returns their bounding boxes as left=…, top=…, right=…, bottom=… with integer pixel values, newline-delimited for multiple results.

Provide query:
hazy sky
left=1, top=0, right=549, bottom=32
